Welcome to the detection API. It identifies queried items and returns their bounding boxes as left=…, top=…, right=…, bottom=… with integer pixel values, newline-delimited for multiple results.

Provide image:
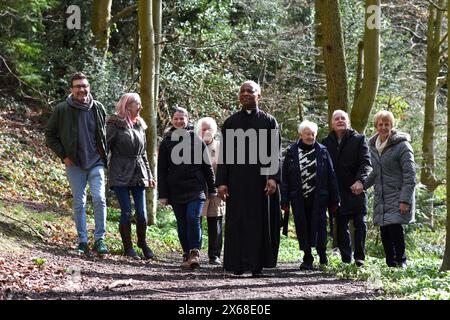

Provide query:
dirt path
left=1, top=243, right=380, bottom=300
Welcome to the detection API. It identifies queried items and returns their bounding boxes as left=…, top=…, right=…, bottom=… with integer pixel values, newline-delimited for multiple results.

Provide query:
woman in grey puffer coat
left=107, top=93, right=156, bottom=260
left=364, top=110, right=416, bottom=268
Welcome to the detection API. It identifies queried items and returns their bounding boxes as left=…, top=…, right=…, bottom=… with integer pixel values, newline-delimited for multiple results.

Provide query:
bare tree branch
left=0, top=54, right=51, bottom=102
left=0, top=209, right=44, bottom=240
left=439, top=32, right=448, bottom=48
left=109, top=5, right=138, bottom=27
left=426, top=0, right=446, bottom=11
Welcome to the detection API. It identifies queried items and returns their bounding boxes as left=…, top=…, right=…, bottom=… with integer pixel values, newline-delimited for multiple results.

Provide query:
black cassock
left=216, top=108, right=281, bottom=273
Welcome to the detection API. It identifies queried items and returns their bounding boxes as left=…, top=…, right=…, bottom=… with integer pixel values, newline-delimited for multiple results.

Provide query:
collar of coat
left=368, top=129, right=410, bottom=148
left=163, top=123, right=195, bottom=139
left=290, top=140, right=327, bottom=154
left=240, top=106, right=260, bottom=115
left=330, top=128, right=357, bottom=143
left=107, top=114, right=147, bottom=130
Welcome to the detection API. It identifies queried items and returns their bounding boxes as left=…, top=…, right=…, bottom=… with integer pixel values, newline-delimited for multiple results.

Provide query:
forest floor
left=0, top=224, right=380, bottom=301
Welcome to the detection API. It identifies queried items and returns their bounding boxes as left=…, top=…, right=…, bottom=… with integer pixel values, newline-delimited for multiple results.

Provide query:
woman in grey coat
left=107, top=93, right=156, bottom=260
left=364, top=110, right=416, bottom=268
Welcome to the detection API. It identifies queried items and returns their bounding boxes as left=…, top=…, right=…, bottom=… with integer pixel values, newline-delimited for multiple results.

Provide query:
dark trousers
left=207, top=216, right=223, bottom=259
left=302, top=203, right=327, bottom=265
left=380, top=224, right=406, bottom=267
left=337, top=213, right=367, bottom=262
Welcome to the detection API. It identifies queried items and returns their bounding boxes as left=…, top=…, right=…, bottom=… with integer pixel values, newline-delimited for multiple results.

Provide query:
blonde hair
left=373, top=110, right=395, bottom=128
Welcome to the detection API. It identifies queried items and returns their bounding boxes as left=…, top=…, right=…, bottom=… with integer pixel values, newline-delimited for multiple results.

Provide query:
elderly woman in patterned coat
left=281, top=120, right=339, bottom=270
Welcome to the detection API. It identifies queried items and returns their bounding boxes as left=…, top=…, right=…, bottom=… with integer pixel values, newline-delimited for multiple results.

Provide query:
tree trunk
left=138, top=0, right=157, bottom=225
left=91, top=0, right=112, bottom=54
left=354, top=41, right=364, bottom=102
left=421, top=1, right=444, bottom=197
left=144, top=0, right=162, bottom=225
left=313, top=2, right=327, bottom=116
left=316, top=0, right=349, bottom=127
left=350, top=0, right=380, bottom=133
left=440, top=0, right=450, bottom=272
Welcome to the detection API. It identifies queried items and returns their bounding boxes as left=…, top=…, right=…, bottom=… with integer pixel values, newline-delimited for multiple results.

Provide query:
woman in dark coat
left=281, top=120, right=340, bottom=270
left=107, top=93, right=155, bottom=260
left=364, top=110, right=416, bottom=268
left=158, top=107, right=217, bottom=269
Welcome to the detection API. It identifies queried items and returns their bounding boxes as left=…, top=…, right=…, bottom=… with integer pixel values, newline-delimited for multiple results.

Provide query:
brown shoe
left=181, top=253, right=190, bottom=269
left=188, top=249, right=200, bottom=269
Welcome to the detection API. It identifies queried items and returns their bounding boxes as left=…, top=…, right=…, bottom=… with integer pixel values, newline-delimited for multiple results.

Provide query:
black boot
left=136, top=222, right=155, bottom=260
left=119, top=224, right=140, bottom=260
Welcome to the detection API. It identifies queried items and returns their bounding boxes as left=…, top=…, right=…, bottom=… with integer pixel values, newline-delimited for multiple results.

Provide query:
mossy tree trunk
left=148, top=0, right=162, bottom=225
left=350, top=0, right=380, bottom=134
left=316, top=0, right=349, bottom=127
left=138, top=0, right=157, bottom=225
left=421, top=0, right=446, bottom=229
left=313, top=3, right=327, bottom=117
left=91, top=0, right=112, bottom=55
left=440, top=0, right=450, bottom=272
left=92, top=2, right=138, bottom=57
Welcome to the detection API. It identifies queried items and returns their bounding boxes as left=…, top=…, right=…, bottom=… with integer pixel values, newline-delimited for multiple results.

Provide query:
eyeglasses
left=72, top=84, right=90, bottom=89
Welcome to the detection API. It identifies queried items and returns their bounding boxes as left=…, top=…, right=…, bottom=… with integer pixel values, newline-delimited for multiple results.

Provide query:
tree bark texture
left=316, top=0, right=349, bottom=128
left=138, top=0, right=157, bottom=225
left=440, top=0, right=450, bottom=272
left=350, top=0, right=380, bottom=134
left=91, top=0, right=112, bottom=53
left=313, top=3, right=327, bottom=117
left=420, top=1, right=444, bottom=194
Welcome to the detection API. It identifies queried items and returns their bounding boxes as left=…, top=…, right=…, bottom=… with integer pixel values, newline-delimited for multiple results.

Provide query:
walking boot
left=188, top=249, right=201, bottom=269
left=119, top=223, right=140, bottom=260
left=136, top=222, right=155, bottom=260
left=181, top=252, right=191, bottom=269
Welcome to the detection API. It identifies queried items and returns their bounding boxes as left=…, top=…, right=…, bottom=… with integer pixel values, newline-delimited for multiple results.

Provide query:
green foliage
left=161, top=0, right=315, bottom=139
left=0, top=0, right=60, bottom=93
left=323, top=223, right=450, bottom=300
left=0, top=129, right=70, bottom=209
left=100, top=206, right=182, bottom=256
left=32, top=257, right=47, bottom=266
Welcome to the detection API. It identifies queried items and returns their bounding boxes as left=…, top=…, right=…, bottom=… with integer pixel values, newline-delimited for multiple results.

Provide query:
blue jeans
left=112, top=186, right=147, bottom=225
left=172, top=200, right=205, bottom=253
left=66, top=164, right=107, bottom=244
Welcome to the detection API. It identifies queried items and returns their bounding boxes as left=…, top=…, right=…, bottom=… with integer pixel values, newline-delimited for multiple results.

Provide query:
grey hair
left=195, top=117, right=218, bottom=136
left=298, top=120, right=318, bottom=134
left=332, top=109, right=350, bottom=122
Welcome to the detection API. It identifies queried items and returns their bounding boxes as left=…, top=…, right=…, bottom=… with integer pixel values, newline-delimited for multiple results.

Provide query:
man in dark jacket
left=322, top=110, right=372, bottom=266
left=45, top=72, right=109, bottom=255
left=217, top=80, right=281, bottom=277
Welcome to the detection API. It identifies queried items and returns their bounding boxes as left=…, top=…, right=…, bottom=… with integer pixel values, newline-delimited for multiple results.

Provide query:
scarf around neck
left=375, top=134, right=389, bottom=155
left=66, top=93, right=94, bottom=111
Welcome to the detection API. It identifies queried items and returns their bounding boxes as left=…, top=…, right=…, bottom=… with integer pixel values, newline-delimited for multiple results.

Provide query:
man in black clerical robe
left=216, top=80, right=281, bottom=277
